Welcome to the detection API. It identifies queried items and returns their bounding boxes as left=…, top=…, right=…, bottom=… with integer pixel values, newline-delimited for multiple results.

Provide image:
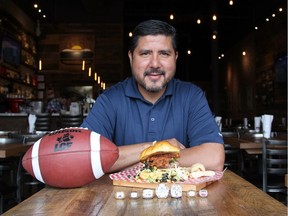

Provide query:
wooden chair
left=60, top=113, right=83, bottom=128
left=262, top=138, right=287, bottom=203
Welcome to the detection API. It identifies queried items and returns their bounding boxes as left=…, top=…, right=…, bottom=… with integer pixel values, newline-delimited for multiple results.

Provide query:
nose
left=149, top=54, right=160, bottom=68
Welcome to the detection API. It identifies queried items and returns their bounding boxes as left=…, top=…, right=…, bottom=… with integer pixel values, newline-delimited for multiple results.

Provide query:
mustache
left=144, top=69, right=165, bottom=76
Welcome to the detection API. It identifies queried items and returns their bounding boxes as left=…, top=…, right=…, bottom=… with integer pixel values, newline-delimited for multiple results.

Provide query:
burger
left=140, top=141, right=180, bottom=169
left=136, top=141, right=189, bottom=183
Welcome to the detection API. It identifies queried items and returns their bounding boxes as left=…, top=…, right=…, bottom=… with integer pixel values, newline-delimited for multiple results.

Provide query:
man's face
left=128, top=35, right=178, bottom=93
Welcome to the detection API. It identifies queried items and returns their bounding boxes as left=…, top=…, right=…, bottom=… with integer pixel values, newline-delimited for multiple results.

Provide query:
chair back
left=223, top=143, right=241, bottom=174
left=60, top=114, right=83, bottom=128
left=35, top=113, right=51, bottom=131
left=262, top=138, right=287, bottom=193
left=221, top=131, right=240, bottom=138
left=8, top=131, right=48, bottom=145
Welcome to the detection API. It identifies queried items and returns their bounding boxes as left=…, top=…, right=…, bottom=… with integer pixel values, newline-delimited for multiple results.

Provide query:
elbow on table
left=214, top=157, right=225, bottom=171
left=213, top=147, right=225, bottom=171
left=201, top=143, right=225, bottom=171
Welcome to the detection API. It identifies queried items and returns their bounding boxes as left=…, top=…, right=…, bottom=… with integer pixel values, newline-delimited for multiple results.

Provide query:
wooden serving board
left=113, top=179, right=213, bottom=191
left=110, top=163, right=224, bottom=192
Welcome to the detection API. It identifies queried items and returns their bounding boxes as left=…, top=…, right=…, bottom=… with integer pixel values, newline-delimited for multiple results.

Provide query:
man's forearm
left=108, top=142, right=152, bottom=173
left=108, top=141, right=224, bottom=173
left=178, top=143, right=225, bottom=171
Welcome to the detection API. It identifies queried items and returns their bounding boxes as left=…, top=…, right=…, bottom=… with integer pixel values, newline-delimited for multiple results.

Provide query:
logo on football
left=22, top=127, right=119, bottom=188
left=54, top=133, right=74, bottom=152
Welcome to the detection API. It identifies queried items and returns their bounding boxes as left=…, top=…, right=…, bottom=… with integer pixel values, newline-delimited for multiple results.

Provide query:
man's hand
left=163, top=138, right=186, bottom=150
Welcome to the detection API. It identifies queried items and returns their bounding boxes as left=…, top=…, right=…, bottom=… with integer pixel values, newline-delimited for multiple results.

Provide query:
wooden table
left=2, top=170, right=287, bottom=216
left=0, top=143, right=31, bottom=158
left=223, top=136, right=262, bottom=155
left=224, top=136, right=286, bottom=155
left=239, top=140, right=262, bottom=155
left=239, top=136, right=287, bottom=155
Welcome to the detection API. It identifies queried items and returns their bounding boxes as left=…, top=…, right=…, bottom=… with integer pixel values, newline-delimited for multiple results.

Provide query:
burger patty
left=146, top=153, right=179, bottom=168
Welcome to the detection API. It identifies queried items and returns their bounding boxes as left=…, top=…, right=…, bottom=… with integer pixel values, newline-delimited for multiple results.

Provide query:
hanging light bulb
left=82, top=60, right=85, bottom=70
left=88, top=67, right=91, bottom=76
left=94, top=73, right=97, bottom=81
left=39, top=59, right=42, bottom=71
left=212, top=31, right=217, bottom=40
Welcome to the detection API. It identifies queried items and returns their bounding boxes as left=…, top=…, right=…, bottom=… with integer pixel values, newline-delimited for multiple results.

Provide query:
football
left=22, top=127, right=119, bottom=188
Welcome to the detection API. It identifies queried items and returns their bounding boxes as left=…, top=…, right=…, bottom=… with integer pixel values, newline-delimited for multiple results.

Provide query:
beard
left=136, top=68, right=171, bottom=92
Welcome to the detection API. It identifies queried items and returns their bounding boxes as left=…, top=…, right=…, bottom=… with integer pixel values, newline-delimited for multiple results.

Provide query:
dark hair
left=129, top=19, right=178, bottom=53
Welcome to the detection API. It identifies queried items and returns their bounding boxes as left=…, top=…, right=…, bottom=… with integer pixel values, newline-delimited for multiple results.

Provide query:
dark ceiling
left=11, top=0, right=284, bottom=49
left=10, top=0, right=287, bottom=82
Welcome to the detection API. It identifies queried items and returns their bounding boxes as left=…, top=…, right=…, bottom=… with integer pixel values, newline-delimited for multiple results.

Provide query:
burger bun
left=140, top=141, right=180, bottom=162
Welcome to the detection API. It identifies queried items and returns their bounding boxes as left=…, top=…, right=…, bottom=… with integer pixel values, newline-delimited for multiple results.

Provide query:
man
left=81, top=19, right=224, bottom=172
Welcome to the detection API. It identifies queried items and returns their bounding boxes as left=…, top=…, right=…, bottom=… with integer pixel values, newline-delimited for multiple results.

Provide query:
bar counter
left=0, top=112, right=88, bottom=131
left=2, top=170, right=287, bottom=216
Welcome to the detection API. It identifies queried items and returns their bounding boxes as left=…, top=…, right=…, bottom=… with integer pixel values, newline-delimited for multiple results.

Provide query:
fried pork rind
left=190, top=163, right=215, bottom=179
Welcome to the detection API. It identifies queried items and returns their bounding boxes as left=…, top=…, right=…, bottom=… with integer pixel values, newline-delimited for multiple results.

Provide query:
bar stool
left=7, top=134, right=47, bottom=201
left=0, top=137, right=23, bottom=212
left=16, top=146, right=45, bottom=201
left=60, top=113, right=83, bottom=128
left=35, top=113, right=51, bottom=131
left=0, top=157, right=21, bottom=214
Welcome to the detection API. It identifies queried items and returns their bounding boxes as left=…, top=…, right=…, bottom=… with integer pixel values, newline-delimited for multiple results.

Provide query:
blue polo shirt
left=81, top=77, right=223, bottom=147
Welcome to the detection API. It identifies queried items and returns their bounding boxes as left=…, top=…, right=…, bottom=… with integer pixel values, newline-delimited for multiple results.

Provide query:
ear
left=128, top=50, right=133, bottom=64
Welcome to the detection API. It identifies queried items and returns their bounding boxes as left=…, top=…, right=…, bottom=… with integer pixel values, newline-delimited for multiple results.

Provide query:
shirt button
left=151, top=118, right=155, bottom=121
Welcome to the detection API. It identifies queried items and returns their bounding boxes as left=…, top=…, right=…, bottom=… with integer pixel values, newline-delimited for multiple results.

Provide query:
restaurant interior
left=0, top=0, right=287, bottom=214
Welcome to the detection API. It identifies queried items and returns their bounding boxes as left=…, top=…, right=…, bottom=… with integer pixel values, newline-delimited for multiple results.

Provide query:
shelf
left=0, top=75, right=35, bottom=88
left=0, top=61, right=21, bottom=73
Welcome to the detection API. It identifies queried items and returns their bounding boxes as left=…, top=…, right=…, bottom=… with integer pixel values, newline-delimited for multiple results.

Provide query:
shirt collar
left=125, top=77, right=174, bottom=99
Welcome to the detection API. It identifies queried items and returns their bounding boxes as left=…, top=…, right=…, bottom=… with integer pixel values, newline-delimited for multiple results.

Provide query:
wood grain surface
left=2, top=170, right=287, bottom=216
left=113, top=179, right=209, bottom=191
